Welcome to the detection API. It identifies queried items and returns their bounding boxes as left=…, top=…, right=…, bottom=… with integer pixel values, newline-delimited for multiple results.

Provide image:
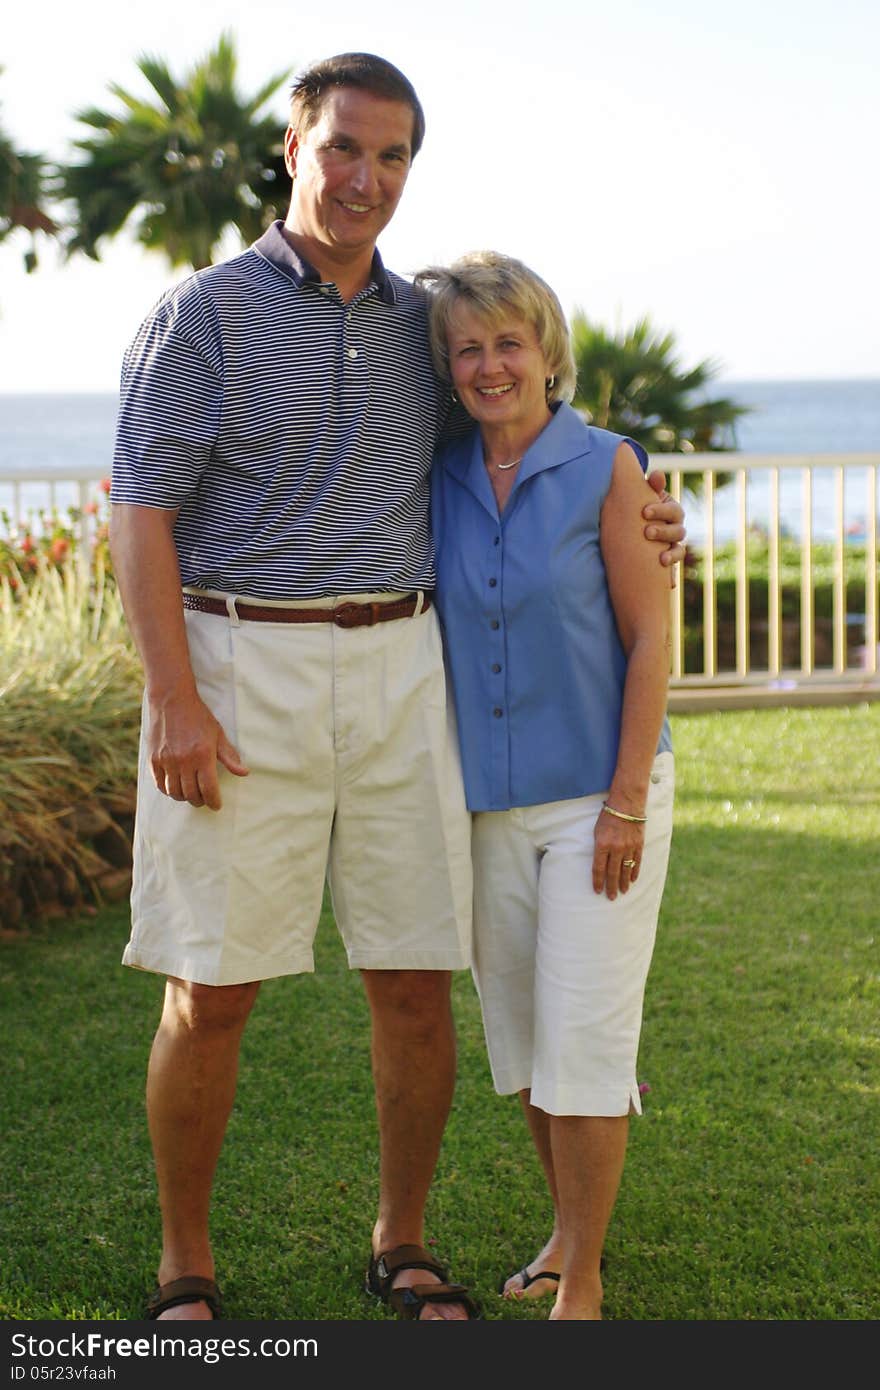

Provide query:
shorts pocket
left=646, top=752, right=675, bottom=818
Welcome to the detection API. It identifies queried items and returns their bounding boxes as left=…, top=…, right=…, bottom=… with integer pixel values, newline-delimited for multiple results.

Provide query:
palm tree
left=58, top=33, right=291, bottom=270
left=571, top=312, right=749, bottom=454
left=0, top=72, right=57, bottom=273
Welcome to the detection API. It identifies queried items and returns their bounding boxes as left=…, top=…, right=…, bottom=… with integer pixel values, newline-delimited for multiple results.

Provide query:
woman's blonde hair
left=414, top=250, right=577, bottom=404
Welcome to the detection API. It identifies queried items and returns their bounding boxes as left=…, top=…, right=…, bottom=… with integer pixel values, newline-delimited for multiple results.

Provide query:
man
left=110, top=52, right=686, bottom=1322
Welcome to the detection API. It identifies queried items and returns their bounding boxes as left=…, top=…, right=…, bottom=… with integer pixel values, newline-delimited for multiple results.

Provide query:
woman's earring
left=451, top=389, right=459, bottom=402
left=546, top=375, right=556, bottom=395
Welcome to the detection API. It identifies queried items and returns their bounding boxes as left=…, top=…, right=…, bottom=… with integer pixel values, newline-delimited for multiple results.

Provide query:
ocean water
left=722, top=378, right=880, bottom=456
left=688, top=378, right=880, bottom=543
left=1, top=380, right=878, bottom=543
left=0, top=393, right=118, bottom=475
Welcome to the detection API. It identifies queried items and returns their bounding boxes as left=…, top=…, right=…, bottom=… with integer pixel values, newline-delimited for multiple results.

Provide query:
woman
left=416, top=251, right=674, bottom=1320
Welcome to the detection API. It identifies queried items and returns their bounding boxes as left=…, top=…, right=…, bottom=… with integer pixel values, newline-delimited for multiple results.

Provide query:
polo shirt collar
left=444, top=402, right=592, bottom=517
left=252, top=220, right=396, bottom=304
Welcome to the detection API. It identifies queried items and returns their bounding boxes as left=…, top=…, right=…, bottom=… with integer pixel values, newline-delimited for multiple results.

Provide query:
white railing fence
left=668, top=454, right=879, bottom=693
left=0, top=466, right=110, bottom=580
left=2, top=457, right=879, bottom=697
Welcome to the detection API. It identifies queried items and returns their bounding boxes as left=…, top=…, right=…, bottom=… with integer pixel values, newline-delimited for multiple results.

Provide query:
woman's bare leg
left=500, top=1089, right=563, bottom=1300
left=548, top=1114, right=628, bottom=1320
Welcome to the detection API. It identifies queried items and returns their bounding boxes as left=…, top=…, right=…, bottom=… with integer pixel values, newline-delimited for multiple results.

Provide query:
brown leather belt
left=182, top=591, right=432, bottom=628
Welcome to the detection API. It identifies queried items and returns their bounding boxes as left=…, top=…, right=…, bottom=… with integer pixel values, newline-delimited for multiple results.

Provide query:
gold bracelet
left=601, top=801, right=647, bottom=823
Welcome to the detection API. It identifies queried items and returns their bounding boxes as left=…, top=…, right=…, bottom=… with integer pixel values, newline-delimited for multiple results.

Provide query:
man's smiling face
left=284, top=86, right=414, bottom=265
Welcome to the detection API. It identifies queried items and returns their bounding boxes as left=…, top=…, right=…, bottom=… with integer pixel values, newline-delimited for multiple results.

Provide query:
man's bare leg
left=148, top=976, right=261, bottom=1320
left=501, top=1089, right=564, bottom=1299
left=361, top=968, right=469, bottom=1320
left=548, top=1114, right=628, bottom=1320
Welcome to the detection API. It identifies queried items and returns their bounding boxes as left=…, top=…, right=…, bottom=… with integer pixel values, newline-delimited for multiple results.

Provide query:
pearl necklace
left=495, top=456, right=522, bottom=471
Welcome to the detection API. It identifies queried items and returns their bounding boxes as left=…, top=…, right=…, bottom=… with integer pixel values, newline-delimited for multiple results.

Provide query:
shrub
left=0, top=556, right=141, bottom=927
left=681, top=539, right=874, bottom=672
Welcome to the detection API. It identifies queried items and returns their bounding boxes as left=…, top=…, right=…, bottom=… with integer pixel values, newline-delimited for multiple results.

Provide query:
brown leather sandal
left=145, top=1275, right=223, bottom=1320
left=366, top=1244, right=481, bottom=1320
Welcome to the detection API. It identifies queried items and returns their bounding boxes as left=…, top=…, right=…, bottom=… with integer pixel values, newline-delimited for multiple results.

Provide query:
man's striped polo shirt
left=111, top=221, right=447, bottom=599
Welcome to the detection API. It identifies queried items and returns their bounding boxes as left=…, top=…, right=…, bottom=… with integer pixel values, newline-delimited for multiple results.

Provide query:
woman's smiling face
left=446, top=303, right=551, bottom=435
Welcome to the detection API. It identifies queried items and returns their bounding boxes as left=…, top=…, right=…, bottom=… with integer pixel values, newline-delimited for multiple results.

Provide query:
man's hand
left=644, top=469, right=687, bottom=580
left=148, top=689, right=249, bottom=811
left=109, top=506, right=249, bottom=811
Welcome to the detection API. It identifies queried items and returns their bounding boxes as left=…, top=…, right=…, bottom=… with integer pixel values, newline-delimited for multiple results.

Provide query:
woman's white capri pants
left=471, top=751, right=674, bottom=1118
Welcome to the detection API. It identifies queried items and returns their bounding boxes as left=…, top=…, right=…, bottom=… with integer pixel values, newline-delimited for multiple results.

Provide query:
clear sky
left=1, top=0, right=878, bottom=391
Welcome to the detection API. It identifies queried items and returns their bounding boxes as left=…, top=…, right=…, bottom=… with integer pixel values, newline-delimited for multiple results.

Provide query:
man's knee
left=162, top=977, right=261, bottom=1035
left=362, top=969, right=453, bottom=1035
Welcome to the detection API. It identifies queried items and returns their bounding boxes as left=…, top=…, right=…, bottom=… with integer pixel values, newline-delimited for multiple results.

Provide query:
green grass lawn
left=1, top=704, right=878, bottom=1321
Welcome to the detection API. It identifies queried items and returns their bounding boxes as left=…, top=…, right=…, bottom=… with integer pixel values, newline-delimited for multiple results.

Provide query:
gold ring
left=622, top=859, right=636, bottom=868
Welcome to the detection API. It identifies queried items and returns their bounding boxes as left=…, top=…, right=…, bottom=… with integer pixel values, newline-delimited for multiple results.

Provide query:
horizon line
left=2, top=374, right=880, bottom=397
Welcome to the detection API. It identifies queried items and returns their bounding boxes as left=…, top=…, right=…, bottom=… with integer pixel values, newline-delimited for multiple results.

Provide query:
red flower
left=50, top=537, right=70, bottom=562
left=99, top=477, right=112, bottom=494
left=83, top=500, right=99, bottom=516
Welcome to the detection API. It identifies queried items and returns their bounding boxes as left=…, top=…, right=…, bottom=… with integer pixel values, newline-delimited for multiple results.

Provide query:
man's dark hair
left=289, top=52, right=425, bottom=157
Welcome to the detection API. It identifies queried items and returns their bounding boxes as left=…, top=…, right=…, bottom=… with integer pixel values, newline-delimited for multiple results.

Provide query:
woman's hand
left=592, top=807, right=645, bottom=900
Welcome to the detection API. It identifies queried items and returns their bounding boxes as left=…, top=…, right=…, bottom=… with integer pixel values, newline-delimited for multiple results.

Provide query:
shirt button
left=493, top=708, right=503, bottom=718
left=319, top=286, right=330, bottom=295
left=493, top=536, right=500, bottom=546
left=490, top=620, right=500, bottom=630
left=488, top=577, right=497, bottom=588
left=347, top=347, right=359, bottom=360
left=651, top=772, right=661, bottom=784
left=491, top=663, right=501, bottom=673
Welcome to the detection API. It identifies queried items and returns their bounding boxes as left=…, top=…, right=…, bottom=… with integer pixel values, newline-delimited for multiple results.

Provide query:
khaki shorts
left=123, top=593, right=473, bottom=985
left=471, top=752, right=674, bottom=1117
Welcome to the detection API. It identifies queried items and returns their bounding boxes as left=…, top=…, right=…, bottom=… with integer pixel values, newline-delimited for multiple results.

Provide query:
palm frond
left=0, top=88, right=58, bottom=267
left=572, top=310, right=750, bottom=466
left=57, top=33, right=292, bottom=270
left=132, top=59, right=179, bottom=115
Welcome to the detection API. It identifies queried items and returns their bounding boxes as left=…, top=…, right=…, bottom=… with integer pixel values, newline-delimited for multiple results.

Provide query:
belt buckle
left=333, top=602, right=372, bottom=629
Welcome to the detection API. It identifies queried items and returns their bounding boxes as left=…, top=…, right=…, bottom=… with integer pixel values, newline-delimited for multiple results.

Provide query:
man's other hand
left=644, top=470, right=687, bottom=583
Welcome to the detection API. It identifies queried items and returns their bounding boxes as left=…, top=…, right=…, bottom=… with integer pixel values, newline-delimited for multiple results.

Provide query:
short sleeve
left=110, top=278, right=224, bottom=508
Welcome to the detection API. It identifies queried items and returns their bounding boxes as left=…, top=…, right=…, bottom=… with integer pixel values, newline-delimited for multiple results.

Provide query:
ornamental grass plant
left=0, top=558, right=142, bottom=925
left=1, top=704, right=877, bottom=1322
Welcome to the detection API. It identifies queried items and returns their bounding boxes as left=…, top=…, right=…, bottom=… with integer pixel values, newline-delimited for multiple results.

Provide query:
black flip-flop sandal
left=499, top=1266, right=561, bottom=1296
